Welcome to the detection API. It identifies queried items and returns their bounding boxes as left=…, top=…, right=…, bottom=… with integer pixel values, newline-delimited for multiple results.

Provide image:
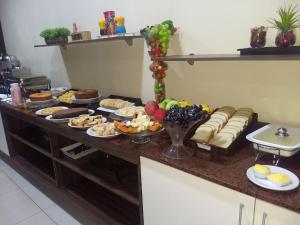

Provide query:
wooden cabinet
left=140, top=157, right=255, bottom=225
left=254, top=199, right=300, bottom=225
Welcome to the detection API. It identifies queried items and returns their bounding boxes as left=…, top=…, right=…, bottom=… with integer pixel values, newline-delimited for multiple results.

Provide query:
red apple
left=153, top=108, right=166, bottom=122
left=145, top=101, right=159, bottom=116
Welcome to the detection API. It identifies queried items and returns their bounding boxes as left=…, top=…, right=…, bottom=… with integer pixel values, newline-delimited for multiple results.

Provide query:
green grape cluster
left=147, top=20, right=174, bottom=55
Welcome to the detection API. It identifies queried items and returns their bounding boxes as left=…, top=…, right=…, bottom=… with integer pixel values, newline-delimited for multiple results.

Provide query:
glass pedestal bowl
left=163, top=114, right=208, bottom=159
left=116, top=127, right=164, bottom=144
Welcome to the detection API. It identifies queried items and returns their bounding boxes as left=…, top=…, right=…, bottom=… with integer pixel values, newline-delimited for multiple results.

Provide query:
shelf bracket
left=124, top=39, right=133, bottom=46
left=187, top=53, right=195, bottom=66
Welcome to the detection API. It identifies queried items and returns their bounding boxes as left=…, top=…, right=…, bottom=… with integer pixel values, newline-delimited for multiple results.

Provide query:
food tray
left=195, top=113, right=258, bottom=155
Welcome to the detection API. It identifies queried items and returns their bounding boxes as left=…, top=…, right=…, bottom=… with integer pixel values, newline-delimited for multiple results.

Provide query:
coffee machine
left=0, top=54, right=51, bottom=97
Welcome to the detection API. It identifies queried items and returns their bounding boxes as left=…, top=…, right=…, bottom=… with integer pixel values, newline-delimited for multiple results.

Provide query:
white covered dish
left=246, top=124, right=300, bottom=157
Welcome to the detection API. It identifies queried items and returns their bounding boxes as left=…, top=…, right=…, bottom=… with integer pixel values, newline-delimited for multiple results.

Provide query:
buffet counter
left=0, top=102, right=300, bottom=224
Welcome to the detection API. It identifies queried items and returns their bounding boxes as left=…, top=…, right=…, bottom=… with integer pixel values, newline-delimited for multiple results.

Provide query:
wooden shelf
left=65, top=175, right=140, bottom=225
left=34, top=33, right=143, bottom=48
left=9, top=132, right=52, bottom=158
left=54, top=157, right=139, bottom=206
left=154, top=54, right=300, bottom=65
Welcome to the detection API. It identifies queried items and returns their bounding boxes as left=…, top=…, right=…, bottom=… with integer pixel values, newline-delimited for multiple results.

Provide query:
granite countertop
left=1, top=102, right=300, bottom=213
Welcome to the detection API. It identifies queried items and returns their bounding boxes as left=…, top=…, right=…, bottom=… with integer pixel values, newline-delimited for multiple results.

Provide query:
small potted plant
left=269, top=4, right=300, bottom=48
left=40, top=27, right=71, bottom=45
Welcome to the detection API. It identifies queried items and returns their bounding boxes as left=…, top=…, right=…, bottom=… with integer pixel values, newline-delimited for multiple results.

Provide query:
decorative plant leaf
left=269, top=4, right=300, bottom=32
left=40, top=27, right=71, bottom=40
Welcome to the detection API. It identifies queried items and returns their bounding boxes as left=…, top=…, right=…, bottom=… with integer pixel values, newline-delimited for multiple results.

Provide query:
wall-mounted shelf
left=34, top=33, right=143, bottom=49
left=153, top=54, right=300, bottom=65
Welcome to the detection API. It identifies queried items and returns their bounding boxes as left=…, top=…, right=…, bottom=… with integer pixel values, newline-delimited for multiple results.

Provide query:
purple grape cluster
left=164, top=105, right=204, bottom=125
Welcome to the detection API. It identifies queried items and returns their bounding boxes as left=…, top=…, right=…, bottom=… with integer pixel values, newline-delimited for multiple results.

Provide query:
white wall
left=0, top=0, right=300, bottom=124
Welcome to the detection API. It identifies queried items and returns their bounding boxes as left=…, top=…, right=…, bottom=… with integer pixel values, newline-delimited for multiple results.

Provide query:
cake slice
left=52, top=108, right=89, bottom=119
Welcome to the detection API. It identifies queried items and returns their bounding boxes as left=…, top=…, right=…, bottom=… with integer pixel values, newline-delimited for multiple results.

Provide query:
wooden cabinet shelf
left=9, top=132, right=52, bottom=158
left=154, top=54, right=300, bottom=65
left=34, top=33, right=143, bottom=48
left=54, top=156, right=139, bottom=206
left=64, top=167, right=140, bottom=225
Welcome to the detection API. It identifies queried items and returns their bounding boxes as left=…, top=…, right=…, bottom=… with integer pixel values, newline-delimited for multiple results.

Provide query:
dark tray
left=237, top=46, right=300, bottom=55
left=193, top=113, right=258, bottom=156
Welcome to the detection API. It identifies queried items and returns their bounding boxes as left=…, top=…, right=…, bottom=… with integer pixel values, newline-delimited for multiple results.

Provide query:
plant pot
left=45, top=36, right=68, bottom=45
left=163, top=114, right=208, bottom=159
left=275, top=30, right=296, bottom=48
left=250, top=26, right=267, bottom=48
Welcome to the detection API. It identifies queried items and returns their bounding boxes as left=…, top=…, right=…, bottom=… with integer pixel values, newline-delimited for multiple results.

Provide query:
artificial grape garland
left=141, top=20, right=176, bottom=103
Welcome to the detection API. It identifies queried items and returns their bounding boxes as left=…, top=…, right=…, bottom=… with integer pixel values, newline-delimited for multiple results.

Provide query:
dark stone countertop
left=1, top=102, right=300, bottom=213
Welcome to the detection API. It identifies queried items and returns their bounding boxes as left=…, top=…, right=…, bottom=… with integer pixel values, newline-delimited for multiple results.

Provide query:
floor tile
left=0, top=189, right=41, bottom=225
left=0, top=159, right=13, bottom=172
left=4, top=167, right=31, bottom=188
left=15, top=211, right=56, bottom=225
left=22, top=185, right=54, bottom=210
left=44, top=205, right=81, bottom=225
left=0, top=171, right=20, bottom=197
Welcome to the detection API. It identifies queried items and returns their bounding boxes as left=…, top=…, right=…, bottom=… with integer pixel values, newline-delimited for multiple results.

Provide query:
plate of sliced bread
left=191, top=106, right=255, bottom=151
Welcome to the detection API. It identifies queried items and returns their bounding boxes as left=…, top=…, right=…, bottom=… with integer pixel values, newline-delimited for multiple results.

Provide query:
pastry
left=29, top=92, right=52, bottom=102
left=69, top=115, right=102, bottom=128
left=91, top=122, right=118, bottom=137
left=39, top=107, right=67, bottom=116
left=100, top=98, right=132, bottom=110
left=267, top=173, right=291, bottom=187
left=52, top=108, right=89, bottom=119
left=58, top=91, right=75, bottom=104
left=75, top=89, right=98, bottom=99
left=252, top=164, right=270, bottom=179
left=117, top=106, right=145, bottom=117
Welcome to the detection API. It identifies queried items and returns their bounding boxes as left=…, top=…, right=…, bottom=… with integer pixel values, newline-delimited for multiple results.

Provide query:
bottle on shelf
left=10, top=83, right=22, bottom=106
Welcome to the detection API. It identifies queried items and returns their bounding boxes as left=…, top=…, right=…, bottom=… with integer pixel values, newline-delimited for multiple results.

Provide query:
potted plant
left=40, top=27, right=71, bottom=45
left=269, top=4, right=300, bottom=48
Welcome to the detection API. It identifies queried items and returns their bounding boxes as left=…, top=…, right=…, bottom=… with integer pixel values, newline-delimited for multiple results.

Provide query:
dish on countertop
left=35, top=106, right=69, bottom=116
left=58, top=90, right=76, bottom=104
left=114, top=113, right=162, bottom=134
left=114, top=106, right=145, bottom=118
left=246, top=165, right=299, bottom=191
left=98, top=98, right=134, bottom=112
left=68, top=115, right=107, bottom=129
left=87, top=122, right=120, bottom=138
left=45, top=109, right=95, bottom=123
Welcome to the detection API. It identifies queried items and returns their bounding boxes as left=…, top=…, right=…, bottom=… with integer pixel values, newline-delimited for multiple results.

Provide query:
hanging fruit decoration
left=140, top=20, right=177, bottom=103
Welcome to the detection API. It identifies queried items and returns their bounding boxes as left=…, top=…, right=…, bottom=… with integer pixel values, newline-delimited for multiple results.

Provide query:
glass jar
left=250, top=26, right=267, bottom=48
left=275, top=30, right=296, bottom=48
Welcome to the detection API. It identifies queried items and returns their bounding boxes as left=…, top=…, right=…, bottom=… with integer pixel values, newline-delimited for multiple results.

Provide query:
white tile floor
left=0, top=159, right=82, bottom=225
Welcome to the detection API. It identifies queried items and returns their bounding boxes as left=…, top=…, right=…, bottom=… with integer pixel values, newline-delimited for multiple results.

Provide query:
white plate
left=72, top=96, right=101, bottom=104
left=86, top=126, right=120, bottom=138
left=35, top=106, right=68, bottom=116
left=246, top=165, right=299, bottom=191
left=45, top=109, right=95, bottom=123
left=68, top=116, right=107, bottom=130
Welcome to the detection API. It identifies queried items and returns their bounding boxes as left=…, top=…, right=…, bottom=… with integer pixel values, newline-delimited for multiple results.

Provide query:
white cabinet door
left=254, top=199, right=300, bottom=225
left=141, top=157, right=255, bottom=225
